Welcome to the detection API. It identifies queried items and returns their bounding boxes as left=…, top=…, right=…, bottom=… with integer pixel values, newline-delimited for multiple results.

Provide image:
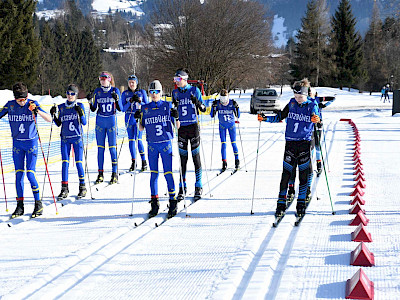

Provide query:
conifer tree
left=0, top=0, right=41, bottom=89
left=363, top=1, right=387, bottom=92
left=331, top=0, right=365, bottom=90
left=291, top=0, right=331, bottom=86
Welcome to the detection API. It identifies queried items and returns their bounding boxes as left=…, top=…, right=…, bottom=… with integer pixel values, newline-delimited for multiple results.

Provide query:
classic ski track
left=228, top=121, right=338, bottom=299
left=2, top=127, right=287, bottom=297
left=2, top=121, right=338, bottom=299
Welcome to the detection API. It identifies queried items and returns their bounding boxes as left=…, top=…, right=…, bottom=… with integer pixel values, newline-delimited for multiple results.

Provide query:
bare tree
left=143, top=0, right=272, bottom=93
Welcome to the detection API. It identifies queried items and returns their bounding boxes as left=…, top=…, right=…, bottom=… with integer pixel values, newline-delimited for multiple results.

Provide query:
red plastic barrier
left=352, top=224, right=373, bottom=243
left=350, top=211, right=369, bottom=226
left=345, top=268, right=374, bottom=299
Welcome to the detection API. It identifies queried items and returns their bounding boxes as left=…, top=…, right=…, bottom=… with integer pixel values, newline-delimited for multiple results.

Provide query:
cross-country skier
left=0, top=82, right=52, bottom=218
left=258, top=78, right=321, bottom=217
left=137, top=80, right=180, bottom=218
left=287, top=88, right=335, bottom=201
left=171, top=69, right=207, bottom=201
left=210, top=89, right=240, bottom=172
left=50, top=84, right=87, bottom=200
left=121, top=74, right=148, bottom=172
left=87, top=71, right=122, bottom=185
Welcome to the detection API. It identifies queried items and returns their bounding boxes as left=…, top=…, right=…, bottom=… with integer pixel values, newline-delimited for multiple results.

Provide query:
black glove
left=86, top=92, right=94, bottom=102
left=170, top=107, right=179, bottom=119
left=232, top=100, right=239, bottom=109
left=212, top=100, right=218, bottom=108
left=50, top=105, right=57, bottom=116
left=74, top=104, right=84, bottom=117
left=190, top=94, right=200, bottom=106
left=111, top=91, right=119, bottom=101
left=134, top=110, right=141, bottom=120
left=172, top=97, right=179, bottom=107
left=130, top=94, right=141, bottom=103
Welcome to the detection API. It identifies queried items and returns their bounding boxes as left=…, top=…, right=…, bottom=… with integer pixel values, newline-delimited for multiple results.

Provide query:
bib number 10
left=101, top=103, right=113, bottom=113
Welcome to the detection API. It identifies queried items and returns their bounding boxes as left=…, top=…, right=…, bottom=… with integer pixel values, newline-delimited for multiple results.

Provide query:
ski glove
left=212, top=100, right=218, bottom=108
left=232, top=100, right=239, bottom=109
left=190, top=94, right=207, bottom=112
left=29, top=101, right=38, bottom=114
left=74, top=105, right=84, bottom=117
left=311, top=114, right=320, bottom=124
left=172, top=97, right=179, bottom=108
left=134, top=110, right=141, bottom=120
left=170, top=107, right=179, bottom=120
left=50, top=105, right=57, bottom=116
left=130, top=94, right=141, bottom=103
left=86, top=92, right=94, bottom=102
left=111, top=91, right=119, bottom=101
left=257, top=114, right=265, bottom=122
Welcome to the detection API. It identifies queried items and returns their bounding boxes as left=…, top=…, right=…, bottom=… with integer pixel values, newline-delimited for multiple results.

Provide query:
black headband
left=14, top=91, right=28, bottom=99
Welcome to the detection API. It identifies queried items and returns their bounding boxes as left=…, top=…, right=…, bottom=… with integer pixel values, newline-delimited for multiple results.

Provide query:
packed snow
left=0, top=87, right=398, bottom=299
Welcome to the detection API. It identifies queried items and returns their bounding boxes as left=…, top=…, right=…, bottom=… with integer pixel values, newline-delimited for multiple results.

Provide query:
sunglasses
left=149, top=90, right=161, bottom=94
left=66, top=91, right=76, bottom=96
left=173, top=76, right=183, bottom=82
left=16, top=98, right=27, bottom=102
left=99, top=75, right=111, bottom=80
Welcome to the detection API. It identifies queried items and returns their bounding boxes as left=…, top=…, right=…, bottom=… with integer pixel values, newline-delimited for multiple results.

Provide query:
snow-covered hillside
left=92, top=0, right=144, bottom=16
left=0, top=88, right=398, bottom=299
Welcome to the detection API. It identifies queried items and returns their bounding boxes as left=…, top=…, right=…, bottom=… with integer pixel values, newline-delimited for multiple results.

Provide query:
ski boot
left=235, top=159, right=240, bottom=170
left=221, top=160, right=227, bottom=172
left=177, top=186, right=187, bottom=202
left=316, top=160, right=322, bottom=176
left=11, top=200, right=24, bottom=218
left=296, top=200, right=306, bottom=217
left=129, top=159, right=136, bottom=172
left=287, top=184, right=295, bottom=201
left=305, top=187, right=312, bottom=204
left=32, top=201, right=43, bottom=218
left=194, top=187, right=203, bottom=202
left=275, top=202, right=287, bottom=218
left=57, top=183, right=69, bottom=200
left=167, top=199, right=178, bottom=219
left=148, top=195, right=159, bottom=218
left=109, top=172, right=118, bottom=184
left=77, top=184, right=87, bottom=199
left=141, top=160, right=148, bottom=172
left=95, top=172, right=104, bottom=184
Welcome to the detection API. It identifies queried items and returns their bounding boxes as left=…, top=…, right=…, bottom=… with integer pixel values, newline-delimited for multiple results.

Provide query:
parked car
left=250, top=88, right=280, bottom=114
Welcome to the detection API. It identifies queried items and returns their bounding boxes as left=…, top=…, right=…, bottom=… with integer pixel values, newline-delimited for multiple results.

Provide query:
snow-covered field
left=0, top=87, right=398, bottom=299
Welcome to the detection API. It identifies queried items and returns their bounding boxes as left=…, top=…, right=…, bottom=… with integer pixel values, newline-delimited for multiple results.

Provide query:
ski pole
left=40, top=104, right=55, bottom=201
left=129, top=123, right=139, bottom=216
left=209, top=116, right=216, bottom=171
left=194, top=102, right=212, bottom=197
left=83, top=104, right=94, bottom=199
left=0, top=146, right=8, bottom=212
left=117, top=107, right=133, bottom=161
left=32, top=112, right=58, bottom=214
left=250, top=121, right=262, bottom=214
left=321, top=124, right=330, bottom=171
left=316, top=126, right=335, bottom=214
left=174, top=119, right=188, bottom=215
left=236, top=116, right=247, bottom=172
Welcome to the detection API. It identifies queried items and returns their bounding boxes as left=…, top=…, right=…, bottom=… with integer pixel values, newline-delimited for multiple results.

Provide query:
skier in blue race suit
left=50, top=84, right=87, bottom=200
left=287, top=88, right=335, bottom=201
left=258, top=78, right=321, bottom=217
left=137, top=80, right=180, bottom=219
left=172, top=69, right=207, bottom=201
left=120, top=74, right=148, bottom=172
left=210, top=89, right=240, bottom=172
left=0, top=82, right=52, bottom=218
left=87, top=71, right=122, bottom=185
